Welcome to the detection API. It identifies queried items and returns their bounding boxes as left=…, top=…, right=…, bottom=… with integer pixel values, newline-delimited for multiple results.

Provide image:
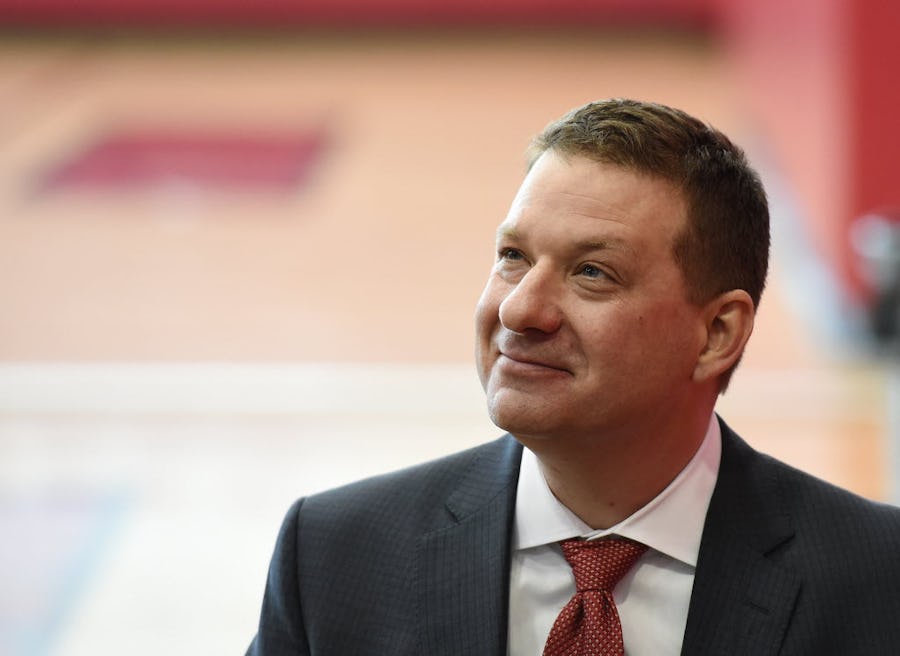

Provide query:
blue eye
left=578, top=263, right=605, bottom=279
left=500, top=248, right=524, bottom=261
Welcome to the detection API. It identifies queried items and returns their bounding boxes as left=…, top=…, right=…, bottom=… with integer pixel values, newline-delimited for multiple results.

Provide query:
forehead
left=499, top=151, right=686, bottom=247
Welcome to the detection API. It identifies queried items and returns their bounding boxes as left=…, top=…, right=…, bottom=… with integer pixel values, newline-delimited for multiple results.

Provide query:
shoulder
left=763, top=448, right=900, bottom=561
left=694, top=422, right=900, bottom=652
left=293, top=434, right=522, bottom=539
left=735, top=427, right=900, bottom=524
left=304, top=433, right=519, bottom=506
left=717, top=418, right=900, bottom=559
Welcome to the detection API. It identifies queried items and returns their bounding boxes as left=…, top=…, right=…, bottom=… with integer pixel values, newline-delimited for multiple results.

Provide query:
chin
left=486, top=400, right=523, bottom=434
left=487, top=398, right=560, bottom=441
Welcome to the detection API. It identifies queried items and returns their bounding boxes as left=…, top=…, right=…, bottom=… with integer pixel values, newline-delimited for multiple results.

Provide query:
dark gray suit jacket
left=246, top=419, right=900, bottom=654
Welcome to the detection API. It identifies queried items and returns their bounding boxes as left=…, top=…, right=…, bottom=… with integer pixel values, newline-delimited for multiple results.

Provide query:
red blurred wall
left=3, top=0, right=898, bottom=300
left=717, top=0, right=900, bottom=300
left=848, top=0, right=900, bottom=291
left=0, top=0, right=713, bottom=28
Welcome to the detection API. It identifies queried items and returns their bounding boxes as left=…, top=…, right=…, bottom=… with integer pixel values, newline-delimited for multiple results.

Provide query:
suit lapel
left=417, top=435, right=522, bottom=656
left=681, top=420, right=800, bottom=655
left=414, top=423, right=802, bottom=655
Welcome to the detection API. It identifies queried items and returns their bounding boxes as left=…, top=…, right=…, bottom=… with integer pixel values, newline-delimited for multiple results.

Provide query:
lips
left=492, top=331, right=574, bottom=375
left=497, top=350, right=571, bottom=374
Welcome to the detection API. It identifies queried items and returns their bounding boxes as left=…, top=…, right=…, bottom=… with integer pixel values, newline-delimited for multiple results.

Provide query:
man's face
left=475, top=150, right=708, bottom=444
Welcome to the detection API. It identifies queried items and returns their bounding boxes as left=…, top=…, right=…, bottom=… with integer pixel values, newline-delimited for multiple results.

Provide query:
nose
left=498, top=265, right=563, bottom=334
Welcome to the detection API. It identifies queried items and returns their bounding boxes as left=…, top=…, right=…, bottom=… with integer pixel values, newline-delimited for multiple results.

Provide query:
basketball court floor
left=0, top=31, right=889, bottom=655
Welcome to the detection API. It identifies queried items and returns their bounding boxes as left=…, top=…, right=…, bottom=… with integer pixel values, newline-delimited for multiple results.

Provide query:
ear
left=692, top=290, right=755, bottom=385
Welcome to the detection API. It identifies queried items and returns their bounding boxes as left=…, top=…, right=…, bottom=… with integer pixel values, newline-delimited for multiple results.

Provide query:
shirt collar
left=512, top=413, right=721, bottom=567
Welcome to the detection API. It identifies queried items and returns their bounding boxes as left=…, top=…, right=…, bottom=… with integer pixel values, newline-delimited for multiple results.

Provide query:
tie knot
left=560, top=538, right=647, bottom=593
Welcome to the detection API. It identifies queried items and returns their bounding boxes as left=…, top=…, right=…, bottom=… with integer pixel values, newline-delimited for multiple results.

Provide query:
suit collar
left=417, top=435, right=522, bottom=656
left=513, top=414, right=721, bottom=567
left=681, top=418, right=799, bottom=655
left=415, top=422, right=803, bottom=655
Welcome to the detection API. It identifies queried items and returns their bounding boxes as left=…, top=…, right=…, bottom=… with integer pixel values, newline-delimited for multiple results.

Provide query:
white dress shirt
left=507, top=414, right=721, bottom=656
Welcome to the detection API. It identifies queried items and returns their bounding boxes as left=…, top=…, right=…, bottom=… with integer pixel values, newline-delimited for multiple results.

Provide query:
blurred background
left=1, top=1, right=899, bottom=654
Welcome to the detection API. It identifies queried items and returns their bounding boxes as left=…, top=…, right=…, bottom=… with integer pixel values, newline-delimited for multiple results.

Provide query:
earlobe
left=692, top=290, right=755, bottom=384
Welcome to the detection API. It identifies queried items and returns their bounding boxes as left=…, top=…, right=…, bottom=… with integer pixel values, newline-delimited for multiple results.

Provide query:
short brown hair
left=528, top=98, right=770, bottom=389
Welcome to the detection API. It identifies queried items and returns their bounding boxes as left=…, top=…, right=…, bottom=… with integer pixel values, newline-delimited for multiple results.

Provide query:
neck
left=521, top=408, right=714, bottom=529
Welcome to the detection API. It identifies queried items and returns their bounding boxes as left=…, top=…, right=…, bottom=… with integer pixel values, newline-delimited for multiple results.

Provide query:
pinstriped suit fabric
left=247, top=421, right=900, bottom=656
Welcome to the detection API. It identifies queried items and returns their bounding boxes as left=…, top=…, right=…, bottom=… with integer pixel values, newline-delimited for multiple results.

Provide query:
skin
left=475, top=150, right=754, bottom=528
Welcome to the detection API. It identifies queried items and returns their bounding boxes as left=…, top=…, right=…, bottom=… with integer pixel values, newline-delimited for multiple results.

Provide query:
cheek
left=581, top=304, right=690, bottom=364
left=634, top=303, right=704, bottom=368
left=474, top=285, right=498, bottom=375
left=474, top=280, right=502, bottom=337
left=476, top=278, right=520, bottom=392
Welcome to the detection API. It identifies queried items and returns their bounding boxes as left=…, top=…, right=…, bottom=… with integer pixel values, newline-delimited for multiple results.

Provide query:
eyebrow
left=571, top=239, right=635, bottom=256
left=496, top=226, right=634, bottom=256
left=496, top=225, right=519, bottom=241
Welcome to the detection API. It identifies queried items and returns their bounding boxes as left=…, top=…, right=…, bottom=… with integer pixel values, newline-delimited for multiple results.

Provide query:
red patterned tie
left=542, top=538, right=648, bottom=656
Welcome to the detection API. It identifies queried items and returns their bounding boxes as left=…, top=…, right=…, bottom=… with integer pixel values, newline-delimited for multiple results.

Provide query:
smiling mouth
left=498, top=353, right=571, bottom=375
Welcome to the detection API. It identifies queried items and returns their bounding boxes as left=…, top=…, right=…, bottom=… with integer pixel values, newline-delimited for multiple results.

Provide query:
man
left=246, top=99, right=900, bottom=655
